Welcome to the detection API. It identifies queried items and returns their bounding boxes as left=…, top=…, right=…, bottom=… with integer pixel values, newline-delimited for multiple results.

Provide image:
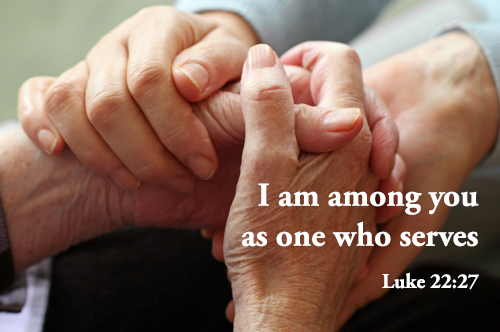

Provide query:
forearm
left=420, top=32, right=499, bottom=168
left=437, top=23, right=500, bottom=167
left=0, top=129, right=124, bottom=272
left=366, top=32, right=499, bottom=174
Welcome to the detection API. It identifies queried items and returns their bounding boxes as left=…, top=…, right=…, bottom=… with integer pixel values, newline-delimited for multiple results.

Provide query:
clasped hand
left=15, top=14, right=400, bottom=329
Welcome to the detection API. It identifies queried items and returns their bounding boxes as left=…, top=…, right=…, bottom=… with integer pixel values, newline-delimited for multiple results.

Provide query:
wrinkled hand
left=210, top=41, right=404, bottom=323
left=18, top=6, right=258, bottom=191
left=226, top=44, right=378, bottom=331
left=338, top=32, right=500, bottom=325
left=13, top=47, right=376, bottom=272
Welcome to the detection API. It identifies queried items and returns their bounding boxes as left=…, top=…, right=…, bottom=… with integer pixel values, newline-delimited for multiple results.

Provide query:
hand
left=225, top=44, right=378, bottom=331
left=12, top=54, right=373, bottom=272
left=338, top=32, right=500, bottom=325
left=18, top=7, right=258, bottom=191
left=208, top=42, right=405, bottom=322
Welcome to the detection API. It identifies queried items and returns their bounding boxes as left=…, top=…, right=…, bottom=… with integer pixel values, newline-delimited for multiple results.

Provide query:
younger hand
left=338, top=32, right=500, bottom=326
left=19, top=6, right=258, bottom=191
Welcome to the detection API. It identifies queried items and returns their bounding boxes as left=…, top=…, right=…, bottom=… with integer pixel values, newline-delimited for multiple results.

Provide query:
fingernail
left=248, top=44, right=276, bottom=70
left=167, top=176, right=194, bottom=193
left=37, top=129, right=57, bottom=154
left=110, top=166, right=141, bottom=191
left=187, top=154, right=215, bottom=180
left=323, top=108, right=361, bottom=132
left=178, top=63, right=209, bottom=93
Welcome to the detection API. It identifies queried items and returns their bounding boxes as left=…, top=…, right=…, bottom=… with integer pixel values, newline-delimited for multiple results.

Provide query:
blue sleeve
left=175, top=0, right=391, bottom=55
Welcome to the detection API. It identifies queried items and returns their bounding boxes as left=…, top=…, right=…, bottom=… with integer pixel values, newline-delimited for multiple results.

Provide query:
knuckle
left=128, top=62, right=170, bottom=99
left=20, top=77, right=38, bottom=92
left=356, top=128, right=374, bottom=160
left=337, top=45, right=361, bottom=67
left=317, top=43, right=361, bottom=68
left=136, top=6, right=170, bottom=19
left=244, top=81, right=289, bottom=104
left=133, top=156, right=170, bottom=182
left=134, top=7, right=187, bottom=31
left=44, top=79, right=83, bottom=117
left=338, top=88, right=365, bottom=108
left=158, top=121, right=185, bottom=145
left=247, top=148, right=298, bottom=175
left=18, top=78, right=38, bottom=119
left=19, top=108, right=39, bottom=132
left=86, top=89, right=127, bottom=130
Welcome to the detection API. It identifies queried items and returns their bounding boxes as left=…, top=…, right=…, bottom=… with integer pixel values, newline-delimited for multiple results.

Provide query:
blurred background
left=0, top=0, right=482, bottom=121
left=0, top=0, right=175, bottom=122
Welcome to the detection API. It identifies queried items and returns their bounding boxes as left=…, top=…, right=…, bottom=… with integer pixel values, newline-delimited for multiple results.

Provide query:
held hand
left=12, top=64, right=368, bottom=272
left=338, top=32, right=500, bottom=326
left=208, top=43, right=405, bottom=323
left=280, top=42, right=404, bottom=223
left=18, top=7, right=258, bottom=191
left=226, top=45, right=378, bottom=331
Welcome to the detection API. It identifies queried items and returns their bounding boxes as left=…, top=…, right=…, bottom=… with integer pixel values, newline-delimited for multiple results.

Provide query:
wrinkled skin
left=338, top=32, right=500, bottom=325
left=223, top=45, right=379, bottom=332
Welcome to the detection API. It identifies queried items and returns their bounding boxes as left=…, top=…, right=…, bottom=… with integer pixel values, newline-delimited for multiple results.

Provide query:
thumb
left=238, top=44, right=299, bottom=185
left=18, top=77, right=66, bottom=155
left=172, top=29, right=249, bottom=102
left=193, top=94, right=363, bottom=153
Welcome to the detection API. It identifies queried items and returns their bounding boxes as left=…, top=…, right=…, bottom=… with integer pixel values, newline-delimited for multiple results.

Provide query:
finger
left=284, top=62, right=399, bottom=180
left=281, top=42, right=364, bottom=111
left=43, top=62, right=141, bottom=191
left=376, top=154, right=406, bottom=223
left=285, top=64, right=364, bottom=152
left=225, top=300, right=235, bottom=323
left=294, top=105, right=363, bottom=153
left=172, top=27, right=249, bottom=102
left=364, top=86, right=399, bottom=179
left=211, top=230, right=224, bottom=262
left=18, top=77, right=65, bottom=155
left=200, top=229, right=215, bottom=239
left=239, top=44, right=299, bottom=185
left=85, top=26, right=195, bottom=190
left=194, top=91, right=363, bottom=153
left=284, top=65, right=314, bottom=105
left=126, top=8, right=218, bottom=180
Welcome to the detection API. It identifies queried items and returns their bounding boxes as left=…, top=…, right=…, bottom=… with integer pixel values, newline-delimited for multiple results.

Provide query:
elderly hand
left=15, top=36, right=395, bottom=273
left=209, top=41, right=404, bottom=323
left=338, top=32, right=500, bottom=326
left=11, top=75, right=368, bottom=270
left=225, top=44, right=379, bottom=331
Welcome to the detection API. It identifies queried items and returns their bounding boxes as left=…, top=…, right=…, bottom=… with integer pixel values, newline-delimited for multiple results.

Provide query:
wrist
left=413, top=32, right=499, bottom=168
left=200, top=11, right=259, bottom=47
left=231, top=274, right=338, bottom=332
left=0, top=130, right=125, bottom=272
left=234, top=294, right=336, bottom=332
